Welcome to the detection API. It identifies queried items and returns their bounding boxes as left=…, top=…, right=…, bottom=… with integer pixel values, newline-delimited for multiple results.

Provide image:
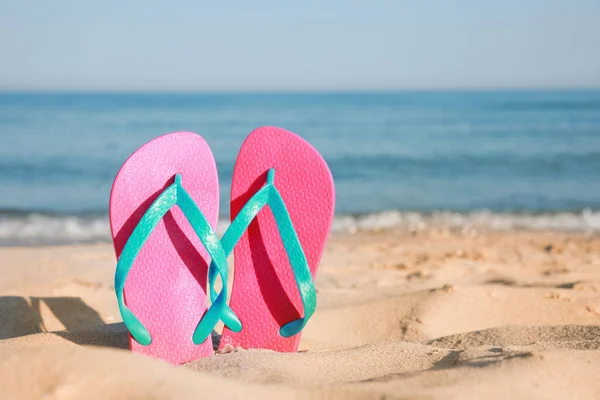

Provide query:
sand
left=1, top=229, right=600, bottom=399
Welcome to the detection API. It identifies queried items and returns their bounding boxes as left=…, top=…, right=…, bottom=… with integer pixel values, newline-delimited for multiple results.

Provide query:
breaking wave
left=1, top=208, right=600, bottom=246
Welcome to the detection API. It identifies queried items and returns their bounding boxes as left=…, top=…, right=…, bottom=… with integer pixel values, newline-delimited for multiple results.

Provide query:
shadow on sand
left=0, top=296, right=128, bottom=349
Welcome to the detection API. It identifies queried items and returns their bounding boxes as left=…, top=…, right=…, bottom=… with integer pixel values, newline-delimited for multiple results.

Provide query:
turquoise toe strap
left=114, top=174, right=240, bottom=346
left=209, top=169, right=317, bottom=337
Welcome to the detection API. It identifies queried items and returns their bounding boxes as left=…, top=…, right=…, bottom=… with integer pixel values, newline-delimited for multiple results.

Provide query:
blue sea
left=1, top=90, right=600, bottom=244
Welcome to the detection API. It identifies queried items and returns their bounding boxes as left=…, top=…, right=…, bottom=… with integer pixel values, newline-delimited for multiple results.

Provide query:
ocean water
left=1, top=90, right=600, bottom=244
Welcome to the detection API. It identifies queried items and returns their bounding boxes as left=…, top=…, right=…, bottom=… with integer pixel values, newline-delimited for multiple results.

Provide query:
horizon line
left=1, top=86, right=600, bottom=95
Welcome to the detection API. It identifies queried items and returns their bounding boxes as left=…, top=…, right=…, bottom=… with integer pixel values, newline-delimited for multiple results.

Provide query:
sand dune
left=1, top=229, right=599, bottom=399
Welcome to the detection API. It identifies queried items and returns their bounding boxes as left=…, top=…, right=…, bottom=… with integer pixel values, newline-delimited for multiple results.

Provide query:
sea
left=1, top=90, right=600, bottom=245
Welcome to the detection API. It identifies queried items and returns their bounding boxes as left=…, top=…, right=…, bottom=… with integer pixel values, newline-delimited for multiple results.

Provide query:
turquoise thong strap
left=208, top=169, right=317, bottom=337
left=114, top=174, right=241, bottom=346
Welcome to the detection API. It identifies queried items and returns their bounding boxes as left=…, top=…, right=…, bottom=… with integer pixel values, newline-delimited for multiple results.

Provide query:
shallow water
left=1, top=90, right=599, bottom=243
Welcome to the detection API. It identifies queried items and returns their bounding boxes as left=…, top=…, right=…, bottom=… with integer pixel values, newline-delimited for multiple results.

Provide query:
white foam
left=1, top=209, right=599, bottom=246
left=340, top=209, right=600, bottom=234
left=0, top=213, right=111, bottom=245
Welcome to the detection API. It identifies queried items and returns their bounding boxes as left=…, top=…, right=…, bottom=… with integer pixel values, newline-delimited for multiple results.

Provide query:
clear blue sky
left=1, top=0, right=599, bottom=91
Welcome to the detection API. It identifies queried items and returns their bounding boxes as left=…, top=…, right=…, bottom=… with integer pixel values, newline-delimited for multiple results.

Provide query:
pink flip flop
left=110, top=132, right=221, bottom=364
left=219, top=126, right=335, bottom=352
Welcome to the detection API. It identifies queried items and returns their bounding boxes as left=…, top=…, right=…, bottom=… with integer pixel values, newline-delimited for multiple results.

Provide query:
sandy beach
left=2, top=0, right=599, bottom=397
left=1, top=227, right=599, bottom=399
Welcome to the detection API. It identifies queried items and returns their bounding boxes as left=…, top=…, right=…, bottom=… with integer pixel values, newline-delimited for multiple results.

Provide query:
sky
left=1, top=0, right=599, bottom=91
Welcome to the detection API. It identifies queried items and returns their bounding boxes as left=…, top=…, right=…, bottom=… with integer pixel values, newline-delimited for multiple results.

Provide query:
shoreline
left=2, top=208, right=600, bottom=247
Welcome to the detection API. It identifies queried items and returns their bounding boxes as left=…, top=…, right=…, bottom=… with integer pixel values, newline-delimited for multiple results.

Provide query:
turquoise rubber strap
left=209, top=169, right=317, bottom=337
left=114, top=174, right=241, bottom=346
left=174, top=177, right=242, bottom=343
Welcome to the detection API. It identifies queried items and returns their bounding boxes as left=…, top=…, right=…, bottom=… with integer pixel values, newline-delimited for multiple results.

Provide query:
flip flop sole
left=110, top=132, right=219, bottom=363
left=220, top=127, right=335, bottom=352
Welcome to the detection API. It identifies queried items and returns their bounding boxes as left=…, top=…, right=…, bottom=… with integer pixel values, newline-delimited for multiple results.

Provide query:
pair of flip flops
left=110, top=127, right=335, bottom=364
